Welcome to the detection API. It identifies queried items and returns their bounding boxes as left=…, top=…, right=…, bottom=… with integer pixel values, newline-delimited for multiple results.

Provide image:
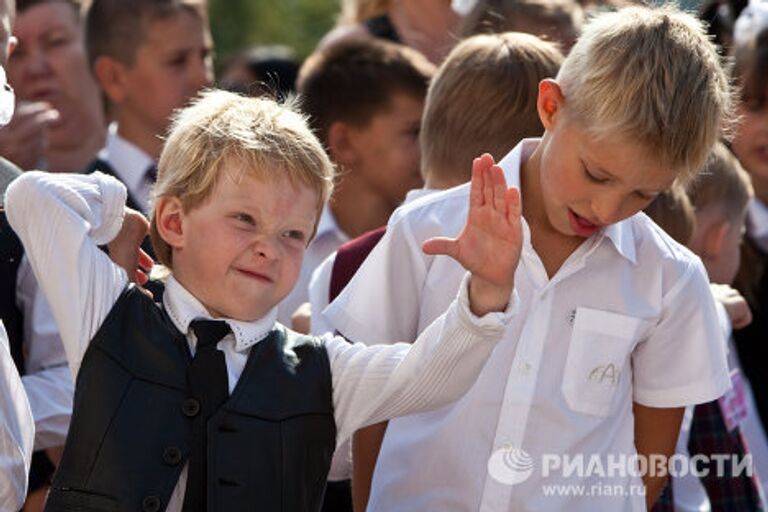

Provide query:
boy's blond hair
left=688, top=142, right=753, bottom=222
left=149, top=89, right=335, bottom=268
left=421, top=32, right=563, bottom=183
left=557, top=5, right=732, bottom=181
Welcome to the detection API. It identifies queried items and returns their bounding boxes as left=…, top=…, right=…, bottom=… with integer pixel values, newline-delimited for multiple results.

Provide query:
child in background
left=84, top=0, right=213, bottom=215
left=279, top=38, right=434, bottom=327
left=323, top=6, right=732, bottom=510
left=643, top=184, right=696, bottom=246
left=676, top=142, right=768, bottom=511
left=460, top=0, right=583, bottom=53
left=305, top=32, right=563, bottom=511
left=730, top=0, right=768, bottom=436
left=6, top=88, right=523, bottom=512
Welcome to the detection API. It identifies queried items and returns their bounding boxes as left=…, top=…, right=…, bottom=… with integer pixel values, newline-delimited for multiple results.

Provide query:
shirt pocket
left=561, top=307, right=647, bottom=417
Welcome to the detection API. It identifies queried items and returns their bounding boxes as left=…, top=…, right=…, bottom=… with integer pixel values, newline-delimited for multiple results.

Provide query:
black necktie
left=183, top=319, right=230, bottom=512
left=145, top=163, right=158, bottom=184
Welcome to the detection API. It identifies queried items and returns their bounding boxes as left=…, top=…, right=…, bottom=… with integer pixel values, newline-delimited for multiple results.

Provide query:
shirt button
left=142, top=495, right=162, bottom=512
left=181, top=398, right=201, bottom=417
left=162, top=446, right=182, bottom=466
left=568, top=309, right=576, bottom=325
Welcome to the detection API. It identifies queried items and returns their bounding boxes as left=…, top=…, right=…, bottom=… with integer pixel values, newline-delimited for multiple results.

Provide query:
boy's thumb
left=422, top=237, right=458, bottom=259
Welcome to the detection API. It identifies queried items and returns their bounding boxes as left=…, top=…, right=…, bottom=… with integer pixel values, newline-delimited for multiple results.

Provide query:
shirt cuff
left=91, top=171, right=127, bottom=245
left=455, top=272, right=518, bottom=336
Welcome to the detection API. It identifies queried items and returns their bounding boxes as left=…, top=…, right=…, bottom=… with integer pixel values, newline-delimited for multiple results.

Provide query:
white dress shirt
left=277, top=204, right=350, bottom=327
left=15, top=258, right=73, bottom=450
left=98, top=124, right=155, bottom=214
left=5, top=170, right=517, bottom=512
left=308, top=187, right=439, bottom=481
left=0, top=321, right=34, bottom=511
left=324, top=139, right=731, bottom=512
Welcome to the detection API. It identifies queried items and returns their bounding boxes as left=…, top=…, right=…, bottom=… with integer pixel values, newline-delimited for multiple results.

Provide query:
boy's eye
left=234, top=213, right=255, bottom=225
left=584, top=167, right=609, bottom=184
left=635, top=191, right=657, bottom=201
left=283, top=230, right=306, bottom=242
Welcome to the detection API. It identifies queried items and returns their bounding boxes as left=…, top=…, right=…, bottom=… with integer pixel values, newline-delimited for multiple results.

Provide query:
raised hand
left=422, top=154, right=522, bottom=316
left=108, top=207, right=154, bottom=289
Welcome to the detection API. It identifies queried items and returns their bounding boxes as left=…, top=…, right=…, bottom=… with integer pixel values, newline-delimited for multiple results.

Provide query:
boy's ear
left=537, top=79, right=565, bottom=131
left=93, top=56, right=130, bottom=104
left=326, top=121, right=359, bottom=166
left=702, top=219, right=731, bottom=259
left=154, top=196, right=186, bottom=250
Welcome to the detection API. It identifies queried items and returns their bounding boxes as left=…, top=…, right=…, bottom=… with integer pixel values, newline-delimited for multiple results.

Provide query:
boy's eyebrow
left=590, top=162, right=671, bottom=194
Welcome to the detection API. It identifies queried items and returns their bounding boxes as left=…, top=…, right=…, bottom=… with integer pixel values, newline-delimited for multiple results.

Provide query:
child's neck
left=750, top=173, right=768, bottom=208
left=46, top=128, right=105, bottom=173
left=520, top=145, right=586, bottom=279
left=116, top=114, right=164, bottom=161
left=328, top=177, right=397, bottom=239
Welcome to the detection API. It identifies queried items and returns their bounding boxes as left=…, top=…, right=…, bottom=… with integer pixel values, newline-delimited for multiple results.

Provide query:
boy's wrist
left=468, top=276, right=514, bottom=317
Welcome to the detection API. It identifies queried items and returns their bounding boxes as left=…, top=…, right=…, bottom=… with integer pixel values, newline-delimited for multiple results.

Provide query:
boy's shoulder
left=625, top=211, right=705, bottom=279
left=388, top=183, right=472, bottom=235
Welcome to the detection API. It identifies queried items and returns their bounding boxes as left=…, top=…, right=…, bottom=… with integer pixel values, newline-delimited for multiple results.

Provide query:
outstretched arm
left=329, top=154, right=524, bottom=444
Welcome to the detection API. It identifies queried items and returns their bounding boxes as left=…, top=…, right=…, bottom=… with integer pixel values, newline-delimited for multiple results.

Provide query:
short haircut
left=557, top=5, right=733, bottom=181
left=643, top=184, right=696, bottom=246
left=85, top=0, right=207, bottom=68
left=296, top=38, right=435, bottom=146
left=421, top=32, right=562, bottom=182
left=460, top=0, right=583, bottom=50
left=688, top=142, right=752, bottom=222
left=149, top=89, right=335, bottom=268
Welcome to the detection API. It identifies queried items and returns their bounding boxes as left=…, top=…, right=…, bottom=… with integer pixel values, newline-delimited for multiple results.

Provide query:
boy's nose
left=592, top=195, right=625, bottom=225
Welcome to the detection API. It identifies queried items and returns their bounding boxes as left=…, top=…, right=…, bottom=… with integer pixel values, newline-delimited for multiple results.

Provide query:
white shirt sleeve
left=632, top=259, right=731, bottom=407
left=323, top=215, right=429, bottom=343
left=308, top=252, right=335, bottom=336
left=325, top=274, right=518, bottom=445
left=0, top=321, right=34, bottom=511
left=4, top=171, right=130, bottom=377
left=16, top=256, right=73, bottom=449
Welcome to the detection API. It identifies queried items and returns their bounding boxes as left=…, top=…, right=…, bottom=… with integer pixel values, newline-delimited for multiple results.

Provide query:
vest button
left=181, top=398, right=200, bottom=417
left=141, top=495, right=161, bottom=512
left=162, top=446, right=182, bottom=466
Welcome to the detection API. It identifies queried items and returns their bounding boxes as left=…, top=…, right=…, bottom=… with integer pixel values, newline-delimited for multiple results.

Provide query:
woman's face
left=7, top=1, right=103, bottom=152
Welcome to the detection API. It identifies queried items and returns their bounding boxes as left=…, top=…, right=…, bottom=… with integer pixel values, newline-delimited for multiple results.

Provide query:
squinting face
left=536, top=115, right=677, bottom=238
left=731, top=97, right=768, bottom=194
left=172, top=171, right=319, bottom=322
left=120, top=10, right=213, bottom=138
left=7, top=1, right=101, bottom=149
left=348, top=91, right=424, bottom=208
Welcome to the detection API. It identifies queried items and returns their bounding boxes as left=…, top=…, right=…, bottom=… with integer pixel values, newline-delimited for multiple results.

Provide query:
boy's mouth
left=568, top=209, right=600, bottom=237
left=235, top=268, right=273, bottom=283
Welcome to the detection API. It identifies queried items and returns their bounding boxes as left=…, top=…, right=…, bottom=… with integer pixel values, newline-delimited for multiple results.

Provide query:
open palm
left=423, top=154, right=522, bottom=311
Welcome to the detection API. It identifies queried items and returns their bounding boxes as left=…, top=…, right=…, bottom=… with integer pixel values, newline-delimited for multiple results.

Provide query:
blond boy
left=323, top=6, right=733, bottom=511
left=6, top=89, right=523, bottom=512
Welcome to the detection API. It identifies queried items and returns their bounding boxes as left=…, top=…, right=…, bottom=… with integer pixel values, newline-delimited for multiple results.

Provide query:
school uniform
left=5, top=171, right=516, bottom=512
left=0, top=320, right=35, bottom=511
left=0, top=159, right=73, bottom=492
left=277, top=205, right=349, bottom=327
left=323, top=139, right=731, bottom=512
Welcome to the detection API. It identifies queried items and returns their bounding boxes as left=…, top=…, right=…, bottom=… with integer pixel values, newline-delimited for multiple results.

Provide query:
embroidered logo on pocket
left=588, top=363, right=619, bottom=386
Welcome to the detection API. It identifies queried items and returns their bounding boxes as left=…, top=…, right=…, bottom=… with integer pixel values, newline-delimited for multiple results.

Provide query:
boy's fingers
left=469, top=159, right=483, bottom=208
left=422, top=237, right=458, bottom=259
left=138, top=249, right=154, bottom=271
left=491, top=166, right=507, bottom=214
left=506, top=187, right=522, bottom=222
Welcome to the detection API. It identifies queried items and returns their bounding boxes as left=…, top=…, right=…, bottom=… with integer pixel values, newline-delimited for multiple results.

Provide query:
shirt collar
left=747, top=197, right=768, bottom=252
left=99, top=124, right=155, bottom=198
left=497, top=138, right=637, bottom=265
left=162, top=275, right=277, bottom=353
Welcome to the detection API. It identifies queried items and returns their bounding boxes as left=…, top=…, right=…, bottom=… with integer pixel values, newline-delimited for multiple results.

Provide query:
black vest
left=45, top=286, right=336, bottom=512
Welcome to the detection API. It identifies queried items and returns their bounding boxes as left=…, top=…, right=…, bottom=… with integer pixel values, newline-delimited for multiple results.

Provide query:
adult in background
left=0, top=0, right=104, bottom=172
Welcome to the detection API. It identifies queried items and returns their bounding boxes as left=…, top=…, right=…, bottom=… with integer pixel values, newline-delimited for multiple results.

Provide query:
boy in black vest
left=5, top=89, right=523, bottom=512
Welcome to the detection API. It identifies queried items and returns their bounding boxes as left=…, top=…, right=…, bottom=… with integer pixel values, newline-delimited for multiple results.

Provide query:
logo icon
left=487, top=445, right=534, bottom=485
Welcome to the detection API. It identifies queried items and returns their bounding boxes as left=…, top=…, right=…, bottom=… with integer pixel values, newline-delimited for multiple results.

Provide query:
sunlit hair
left=557, top=5, right=733, bottom=181
left=149, top=89, right=334, bottom=268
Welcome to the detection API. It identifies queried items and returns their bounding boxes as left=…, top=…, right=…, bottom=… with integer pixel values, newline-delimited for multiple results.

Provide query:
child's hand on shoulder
left=422, top=154, right=522, bottom=317
left=108, top=207, right=154, bottom=291
left=710, top=283, right=753, bottom=330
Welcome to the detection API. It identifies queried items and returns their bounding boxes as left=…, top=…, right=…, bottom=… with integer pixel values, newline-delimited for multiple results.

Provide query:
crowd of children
left=0, top=0, right=767, bottom=511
